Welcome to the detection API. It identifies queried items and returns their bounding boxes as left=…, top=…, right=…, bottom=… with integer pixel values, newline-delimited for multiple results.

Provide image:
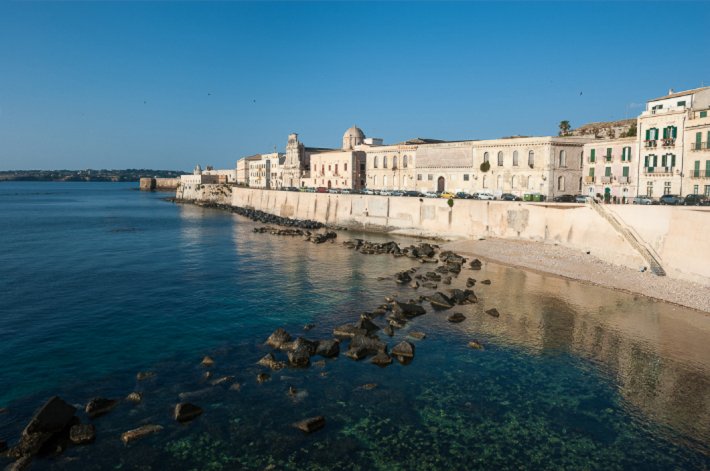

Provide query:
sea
left=0, top=181, right=709, bottom=470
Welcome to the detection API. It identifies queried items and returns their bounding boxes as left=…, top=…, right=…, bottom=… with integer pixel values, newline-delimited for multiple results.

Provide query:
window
left=417, top=174, right=422, bottom=181
left=335, top=164, right=338, bottom=174
left=622, top=166, right=629, bottom=177
left=328, top=165, right=331, bottom=171
left=427, top=174, right=433, bottom=181
left=344, top=163, right=348, bottom=171
left=622, top=147, right=631, bottom=161
left=497, top=151, right=504, bottom=166
left=693, top=185, right=699, bottom=195
left=513, top=151, right=519, bottom=166
left=645, top=128, right=659, bottom=141
left=705, top=185, right=710, bottom=197
left=662, top=126, right=677, bottom=139
left=701, top=111, right=708, bottom=118
left=463, top=174, right=470, bottom=181
left=528, top=150, right=534, bottom=167
left=403, top=155, right=408, bottom=168
left=590, top=149, right=596, bottom=162
left=483, top=152, right=490, bottom=163
left=605, top=148, right=612, bottom=161
left=373, top=156, right=378, bottom=168
left=580, top=151, right=584, bottom=167
left=482, top=175, right=487, bottom=188
left=646, top=181, right=653, bottom=197
left=589, top=168, right=595, bottom=177
left=383, top=156, right=388, bottom=169
left=393, top=156, right=398, bottom=169
left=373, top=176, right=377, bottom=186
left=511, top=175, right=517, bottom=188
left=559, top=150, right=567, bottom=167
left=664, top=182, right=671, bottom=195
left=605, top=166, right=611, bottom=177
left=678, top=101, right=686, bottom=107
left=557, top=176, right=565, bottom=191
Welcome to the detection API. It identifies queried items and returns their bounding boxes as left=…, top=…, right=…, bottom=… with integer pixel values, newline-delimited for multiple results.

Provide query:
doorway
left=437, top=176, right=445, bottom=193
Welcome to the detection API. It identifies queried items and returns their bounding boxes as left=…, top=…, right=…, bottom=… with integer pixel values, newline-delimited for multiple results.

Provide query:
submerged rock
left=448, top=313, right=466, bottom=323
left=355, top=316, right=380, bottom=335
left=200, top=356, right=214, bottom=367
left=481, top=279, right=492, bottom=285
left=466, top=278, right=476, bottom=288
left=69, top=424, right=95, bottom=445
left=121, top=424, right=163, bottom=444
left=485, top=308, right=500, bottom=318
left=265, top=328, right=292, bottom=349
left=303, top=323, right=315, bottom=331
left=392, top=341, right=415, bottom=362
left=383, top=325, right=394, bottom=337
left=409, top=280, right=420, bottom=289
left=211, top=375, right=235, bottom=386
left=85, top=397, right=118, bottom=419
left=395, top=271, right=412, bottom=284
left=8, top=396, right=77, bottom=461
left=470, top=259, right=483, bottom=270
left=468, top=340, right=484, bottom=350
left=256, top=373, right=271, bottom=384
left=136, top=371, right=155, bottom=381
left=371, top=351, right=393, bottom=367
left=392, top=301, right=426, bottom=318
left=408, top=331, right=426, bottom=340
left=287, top=346, right=312, bottom=368
left=125, top=392, right=142, bottom=403
left=293, top=416, right=326, bottom=434
left=174, top=403, right=203, bottom=423
left=333, top=323, right=367, bottom=339
left=429, top=292, right=453, bottom=310
left=0, top=439, right=7, bottom=453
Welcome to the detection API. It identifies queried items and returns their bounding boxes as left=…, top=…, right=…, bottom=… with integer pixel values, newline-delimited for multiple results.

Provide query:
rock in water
left=355, top=316, right=380, bottom=335
left=408, top=331, right=426, bottom=340
left=448, top=313, right=466, bottom=323
left=121, top=424, right=163, bottom=444
left=468, top=340, right=484, bottom=350
left=392, top=341, right=415, bottom=362
left=9, top=396, right=77, bottom=460
left=265, top=328, right=291, bottom=349
left=136, top=371, right=155, bottom=381
left=85, top=397, right=118, bottom=418
left=200, top=356, right=214, bottom=367
left=256, top=373, right=271, bottom=384
left=481, top=279, right=491, bottom=285
left=429, top=292, right=454, bottom=310
left=409, top=280, right=419, bottom=289
left=293, top=416, right=326, bottom=434
left=287, top=346, right=311, bottom=368
left=333, top=323, right=367, bottom=339
left=257, top=353, right=286, bottom=371
left=174, top=403, right=203, bottom=423
left=391, top=301, right=426, bottom=318
left=383, top=325, right=394, bottom=337
left=485, top=308, right=500, bottom=318
left=466, top=278, right=476, bottom=288
left=371, top=351, right=393, bottom=367
left=69, top=424, right=95, bottom=445
left=470, top=259, right=482, bottom=270
left=315, top=339, right=340, bottom=358
left=126, top=392, right=142, bottom=403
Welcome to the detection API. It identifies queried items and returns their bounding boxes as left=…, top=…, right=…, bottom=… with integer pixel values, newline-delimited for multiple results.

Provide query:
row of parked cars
left=631, top=194, right=709, bottom=205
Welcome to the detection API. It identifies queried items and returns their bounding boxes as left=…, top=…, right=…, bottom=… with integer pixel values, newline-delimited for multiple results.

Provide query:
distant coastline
left=0, top=169, right=187, bottom=182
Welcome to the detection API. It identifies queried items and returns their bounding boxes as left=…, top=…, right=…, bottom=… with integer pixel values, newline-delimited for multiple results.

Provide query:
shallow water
left=1, top=182, right=709, bottom=469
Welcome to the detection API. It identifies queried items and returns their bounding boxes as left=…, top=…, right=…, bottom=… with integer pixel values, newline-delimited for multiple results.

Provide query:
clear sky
left=1, top=1, right=709, bottom=171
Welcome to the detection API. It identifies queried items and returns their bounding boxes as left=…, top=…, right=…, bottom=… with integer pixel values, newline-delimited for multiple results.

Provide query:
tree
left=480, top=161, right=490, bottom=172
left=558, top=120, right=572, bottom=136
left=621, top=122, right=637, bottom=138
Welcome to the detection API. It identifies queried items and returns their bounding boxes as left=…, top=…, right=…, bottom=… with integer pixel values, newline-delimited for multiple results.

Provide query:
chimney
left=668, top=88, right=675, bottom=95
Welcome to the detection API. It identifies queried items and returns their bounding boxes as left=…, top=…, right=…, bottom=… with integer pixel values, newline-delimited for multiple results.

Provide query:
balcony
left=690, top=170, right=710, bottom=178
left=644, top=140, right=657, bottom=148
left=644, top=166, right=674, bottom=175
left=618, top=176, right=630, bottom=184
left=604, top=155, right=613, bottom=162
left=584, top=176, right=595, bottom=183
left=691, top=142, right=709, bottom=151
left=661, top=138, right=675, bottom=147
left=601, top=176, right=613, bottom=184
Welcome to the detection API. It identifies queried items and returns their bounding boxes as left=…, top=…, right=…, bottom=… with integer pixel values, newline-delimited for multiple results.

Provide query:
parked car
left=472, top=192, right=495, bottom=200
left=424, top=191, right=439, bottom=198
left=286, top=186, right=300, bottom=192
left=455, top=192, right=473, bottom=199
left=316, top=187, right=328, bottom=193
left=327, top=188, right=339, bottom=194
left=379, top=190, right=392, bottom=196
left=304, top=187, right=316, bottom=193
left=404, top=190, right=424, bottom=197
left=574, top=194, right=591, bottom=203
left=362, top=189, right=375, bottom=195
left=340, top=189, right=351, bottom=194
left=632, top=196, right=653, bottom=205
left=683, top=194, right=709, bottom=206
left=500, top=193, right=522, bottom=201
left=659, top=194, right=684, bottom=205
left=553, top=194, right=576, bottom=203
left=391, top=190, right=404, bottom=197
left=439, top=192, right=456, bottom=199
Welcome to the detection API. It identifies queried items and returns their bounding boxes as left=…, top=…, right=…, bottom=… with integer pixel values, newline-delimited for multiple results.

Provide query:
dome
left=343, top=125, right=365, bottom=140
left=342, top=125, right=365, bottom=150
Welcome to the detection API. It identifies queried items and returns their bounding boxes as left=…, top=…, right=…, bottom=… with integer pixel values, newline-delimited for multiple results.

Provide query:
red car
left=316, top=187, right=328, bottom=193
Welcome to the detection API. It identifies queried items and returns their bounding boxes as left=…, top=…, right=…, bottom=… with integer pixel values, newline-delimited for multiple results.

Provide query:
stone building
left=362, top=139, right=422, bottom=191
left=306, top=126, right=368, bottom=190
left=247, top=152, right=285, bottom=189
left=684, top=101, right=710, bottom=197
left=637, top=87, right=710, bottom=198
left=582, top=136, right=638, bottom=201
left=280, top=133, right=335, bottom=188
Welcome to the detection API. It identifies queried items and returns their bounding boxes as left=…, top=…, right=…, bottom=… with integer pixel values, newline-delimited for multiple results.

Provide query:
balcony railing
left=644, top=140, right=657, bottom=148
left=601, top=176, right=613, bottom=183
left=691, top=142, right=709, bottom=151
left=661, top=138, right=675, bottom=147
left=644, top=166, right=674, bottom=175
left=618, top=176, right=630, bottom=184
left=584, top=176, right=595, bottom=183
left=690, top=170, right=710, bottom=178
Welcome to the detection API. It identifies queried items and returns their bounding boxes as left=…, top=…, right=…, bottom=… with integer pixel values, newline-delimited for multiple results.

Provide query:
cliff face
left=568, top=119, right=636, bottom=139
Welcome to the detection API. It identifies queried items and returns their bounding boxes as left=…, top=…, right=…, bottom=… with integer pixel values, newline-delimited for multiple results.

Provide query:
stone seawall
left=139, top=177, right=180, bottom=191
left=178, top=185, right=710, bottom=285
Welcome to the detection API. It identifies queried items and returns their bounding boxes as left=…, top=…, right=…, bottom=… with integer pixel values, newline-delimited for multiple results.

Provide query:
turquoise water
left=1, top=182, right=709, bottom=469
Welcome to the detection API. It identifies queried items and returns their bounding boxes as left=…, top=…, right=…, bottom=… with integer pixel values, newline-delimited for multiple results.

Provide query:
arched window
left=374, top=156, right=378, bottom=168
left=559, top=150, right=567, bottom=167
left=482, top=175, right=487, bottom=188
left=403, top=155, right=408, bottom=168
left=513, top=151, right=519, bottom=166
left=528, top=150, right=534, bottom=168
left=558, top=176, right=565, bottom=191
left=511, top=176, right=517, bottom=189
left=496, top=175, right=503, bottom=189
left=383, top=156, right=388, bottom=169
left=483, top=152, right=490, bottom=163
left=580, top=151, right=584, bottom=168
left=393, top=156, right=398, bottom=169
left=383, top=175, right=388, bottom=187
left=528, top=176, right=534, bottom=190
left=497, top=151, right=504, bottom=166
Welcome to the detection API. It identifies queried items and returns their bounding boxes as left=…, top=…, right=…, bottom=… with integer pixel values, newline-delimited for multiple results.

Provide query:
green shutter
left=706, top=160, right=710, bottom=177
left=672, top=126, right=677, bottom=138
left=663, top=127, right=668, bottom=139
left=605, top=166, right=611, bottom=177
left=644, top=156, right=649, bottom=167
left=589, top=168, right=595, bottom=177
left=645, top=129, right=650, bottom=140
left=623, top=166, right=629, bottom=177
left=671, top=154, right=676, bottom=167
left=697, top=132, right=703, bottom=147
left=590, top=149, right=595, bottom=162
left=653, top=155, right=658, bottom=167
left=701, top=111, right=708, bottom=118
left=695, top=161, right=701, bottom=177
left=662, top=155, right=667, bottom=167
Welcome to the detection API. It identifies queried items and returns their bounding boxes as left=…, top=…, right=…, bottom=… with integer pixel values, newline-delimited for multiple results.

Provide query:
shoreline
left=176, top=197, right=710, bottom=314
left=444, top=238, right=710, bottom=314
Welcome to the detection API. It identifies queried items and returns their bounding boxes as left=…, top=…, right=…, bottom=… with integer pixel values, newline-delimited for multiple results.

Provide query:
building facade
left=582, top=137, right=638, bottom=201
left=685, top=105, right=710, bottom=197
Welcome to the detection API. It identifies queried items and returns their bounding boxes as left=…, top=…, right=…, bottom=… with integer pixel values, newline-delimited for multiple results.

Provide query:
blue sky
left=1, top=1, right=709, bottom=171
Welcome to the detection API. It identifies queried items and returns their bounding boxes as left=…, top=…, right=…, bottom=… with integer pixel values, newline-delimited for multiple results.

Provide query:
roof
left=304, top=146, right=337, bottom=153
left=394, top=137, right=453, bottom=145
left=649, top=86, right=710, bottom=102
left=343, top=125, right=365, bottom=139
